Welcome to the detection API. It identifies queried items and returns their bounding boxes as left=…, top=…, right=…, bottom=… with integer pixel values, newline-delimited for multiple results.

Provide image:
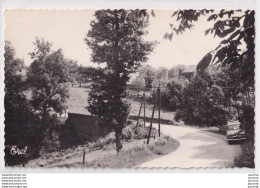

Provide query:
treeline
left=4, top=39, right=94, bottom=166
left=132, top=64, right=254, bottom=134
left=131, top=64, right=191, bottom=90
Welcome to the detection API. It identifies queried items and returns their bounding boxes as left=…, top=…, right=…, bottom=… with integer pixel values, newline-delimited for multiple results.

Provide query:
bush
left=174, top=72, right=230, bottom=127
left=122, top=126, right=133, bottom=141
left=88, top=122, right=149, bottom=151
left=41, top=116, right=62, bottom=153
left=133, top=126, right=149, bottom=140
left=154, top=137, right=166, bottom=146
left=41, top=133, right=61, bottom=153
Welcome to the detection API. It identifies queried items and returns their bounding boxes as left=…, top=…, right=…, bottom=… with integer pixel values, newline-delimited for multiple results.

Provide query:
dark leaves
left=196, top=52, right=212, bottom=72
left=205, top=28, right=211, bottom=35
left=207, top=14, right=217, bottom=21
left=163, top=32, right=173, bottom=41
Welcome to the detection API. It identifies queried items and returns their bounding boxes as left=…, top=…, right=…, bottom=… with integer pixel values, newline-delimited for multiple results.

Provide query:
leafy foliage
left=160, top=80, right=183, bottom=111
left=169, top=10, right=255, bottom=92
left=168, top=10, right=255, bottom=167
left=66, top=60, right=78, bottom=87
left=27, top=38, right=70, bottom=153
left=85, top=10, right=155, bottom=152
left=4, top=41, right=39, bottom=165
left=132, top=65, right=156, bottom=89
left=175, top=71, right=229, bottom=127
left=169, top=9, right=214, bottom=35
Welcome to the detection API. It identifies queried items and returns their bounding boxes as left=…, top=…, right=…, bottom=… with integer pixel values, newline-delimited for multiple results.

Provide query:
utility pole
left=158, top=83, right=161, bottom=137
left=143, top=93, right=146, bottom=128
left=136, top=97, right=143, bottom=128
left=82, top=150, right=86, bottom=164
left=147, top=89, right=158, bottom=145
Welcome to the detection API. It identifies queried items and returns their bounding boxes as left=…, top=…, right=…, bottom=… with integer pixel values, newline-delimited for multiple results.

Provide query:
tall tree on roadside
left=85, top=10, right=155, bottom=152
left=27, top=38, right=70, bottom=153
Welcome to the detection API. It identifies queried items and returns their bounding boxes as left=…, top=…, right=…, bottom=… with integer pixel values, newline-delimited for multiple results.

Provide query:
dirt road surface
left=137, top=124, right=242, bottom=168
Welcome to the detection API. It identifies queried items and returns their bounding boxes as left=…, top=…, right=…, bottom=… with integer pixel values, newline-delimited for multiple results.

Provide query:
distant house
left=179, top=66, right=196, bottom=81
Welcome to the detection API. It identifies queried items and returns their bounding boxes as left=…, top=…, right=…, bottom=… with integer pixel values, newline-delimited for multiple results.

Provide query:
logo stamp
left=10, top=146, right=27, bottom=156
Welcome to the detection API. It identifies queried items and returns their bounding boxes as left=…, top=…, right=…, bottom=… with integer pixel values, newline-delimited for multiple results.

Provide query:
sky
left=5, top=9, right=224, bottom=69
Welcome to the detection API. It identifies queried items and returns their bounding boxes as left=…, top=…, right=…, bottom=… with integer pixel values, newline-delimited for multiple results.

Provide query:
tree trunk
left=115, top=129, right=122, bottom=153
left=36, top=107, right=47, bottom=157
left=236, top=103, right=240, bottom=116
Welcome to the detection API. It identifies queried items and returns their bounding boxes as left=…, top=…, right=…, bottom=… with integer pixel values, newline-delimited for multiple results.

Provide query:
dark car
left=226, top=121, right=246, bottom=144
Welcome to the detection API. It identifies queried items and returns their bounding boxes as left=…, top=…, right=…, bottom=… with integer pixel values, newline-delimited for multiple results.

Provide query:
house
left=179, top=66, right=196, bottom=81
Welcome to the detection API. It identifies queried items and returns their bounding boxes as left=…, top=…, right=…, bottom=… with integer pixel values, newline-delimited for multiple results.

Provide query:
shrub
left=154, top=137, right=166, bottom=146
left=41, top=116, right=62, bottom=153
left=174, top=72, right=230, bottom=127
left=41, top=133, right=61, bottom=153
left=133, top=126, right=148, bottom=140
left=122, top=126, right=133, bottom=141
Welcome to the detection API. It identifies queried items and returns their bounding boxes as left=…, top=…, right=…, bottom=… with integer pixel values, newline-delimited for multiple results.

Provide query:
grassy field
left=67, top=86, right=175, bottom=122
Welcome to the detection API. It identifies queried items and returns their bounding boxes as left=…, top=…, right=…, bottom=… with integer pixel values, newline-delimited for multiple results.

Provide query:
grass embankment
left=25, top=121, right=179, bottom=168
left=74, top=136, right=179, bottom=168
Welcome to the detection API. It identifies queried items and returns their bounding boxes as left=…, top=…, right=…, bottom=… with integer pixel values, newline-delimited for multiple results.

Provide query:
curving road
left=138, top=124, right=242, bottom=168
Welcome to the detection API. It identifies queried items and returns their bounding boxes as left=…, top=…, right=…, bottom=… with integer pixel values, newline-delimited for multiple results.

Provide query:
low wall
left=67, top=113, right=112, bottom=142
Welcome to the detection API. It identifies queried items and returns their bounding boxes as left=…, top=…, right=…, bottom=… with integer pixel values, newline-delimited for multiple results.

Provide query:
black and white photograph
left=4, top=9, right=255, bottom=168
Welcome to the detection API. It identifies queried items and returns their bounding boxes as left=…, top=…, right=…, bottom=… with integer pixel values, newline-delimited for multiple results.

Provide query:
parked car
left=226, top=121, right=246, bottom=144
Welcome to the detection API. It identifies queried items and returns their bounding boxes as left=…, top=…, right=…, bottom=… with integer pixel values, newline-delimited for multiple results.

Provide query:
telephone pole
left=158, top=83, right=161, bottom=137
left=147, top=88, right=158, bottom=145
left=143, top=93, right=146, bottom=127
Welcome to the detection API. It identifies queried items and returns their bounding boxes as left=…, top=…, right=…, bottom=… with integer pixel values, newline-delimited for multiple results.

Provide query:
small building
left=179, top=66, right=196, bottom=81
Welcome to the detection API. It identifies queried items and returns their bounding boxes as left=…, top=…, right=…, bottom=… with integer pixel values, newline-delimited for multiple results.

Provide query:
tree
left=175, top=71, right=229, bottom=127
left=66, top=60, right=78, bottom=87
left=85, top=10, right=155, bottom=152
left=166, top=10, right=255, bottom=93
left=131, top=75, right=145, bottom=90
left=160, top=80, right=183, bottom=111
left=4, top=41, right=39, bottom=165
left=27, top=38, right=70, bottom=153
left=153, top=66, right=169, bottom=88
left=76, top=65, right=85, bottom=87
left=133, top=65, right=156, bottom=89
left=168, top=9, right=255, bottom=140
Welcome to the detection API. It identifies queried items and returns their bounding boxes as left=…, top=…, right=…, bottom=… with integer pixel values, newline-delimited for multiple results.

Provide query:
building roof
left=182, top=65, right=196, bottom=73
